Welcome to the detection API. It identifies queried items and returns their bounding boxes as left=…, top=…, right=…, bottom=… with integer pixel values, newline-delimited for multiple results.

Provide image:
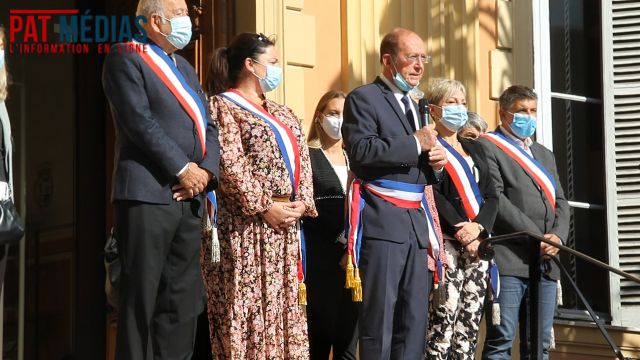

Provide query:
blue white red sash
left=220, top=90, right=301, bottom=197
left=345, top=179, right=442, bottom=301
left=135, top=41, right=208, bottom=156
left=437, top=137, right=484, bottom=220
left=482, top=132, right=556, bottom=210
left=220, top=89, right=307, bottom=303
left=438, top=137, right=499, bottom=301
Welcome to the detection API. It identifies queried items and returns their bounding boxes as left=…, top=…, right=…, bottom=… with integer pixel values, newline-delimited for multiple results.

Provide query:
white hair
left=136, top=0, right=164, bottom=17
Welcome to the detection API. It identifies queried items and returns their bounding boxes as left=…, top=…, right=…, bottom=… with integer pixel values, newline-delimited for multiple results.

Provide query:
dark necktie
left=401, top=95, right=416, bottom=131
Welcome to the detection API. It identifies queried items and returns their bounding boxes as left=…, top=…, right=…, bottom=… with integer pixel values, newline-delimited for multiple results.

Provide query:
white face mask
left=320, top=115, right=343, bottom=140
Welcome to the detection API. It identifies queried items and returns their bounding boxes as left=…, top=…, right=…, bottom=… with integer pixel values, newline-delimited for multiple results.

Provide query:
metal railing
left=478, top=232, right=640, bottom=360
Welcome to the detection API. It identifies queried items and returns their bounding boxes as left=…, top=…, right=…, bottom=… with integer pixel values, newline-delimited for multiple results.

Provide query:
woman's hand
left=464, top=239, right=480, bottom=258
left=287, top=201, right=307, bottom=218
left=261, top=202, right=305, bottom=232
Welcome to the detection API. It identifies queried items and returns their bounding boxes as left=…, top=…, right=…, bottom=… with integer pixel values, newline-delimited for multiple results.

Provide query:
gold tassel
left=298, top=282, right=307, bottom=306
left=345, top=255, right=354, bottom=289
left=352, top=268, right=363, bottom=302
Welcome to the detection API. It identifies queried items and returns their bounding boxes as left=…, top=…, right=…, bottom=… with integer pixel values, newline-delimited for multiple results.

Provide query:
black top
left=302, top=147, right=346, bottom=244
left=433, top=137, right=499, bottom=237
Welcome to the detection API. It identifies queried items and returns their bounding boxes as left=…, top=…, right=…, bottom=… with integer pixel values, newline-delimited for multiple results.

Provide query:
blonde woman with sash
left=424, top=79, right=499, bottom=359
left=202, top=33, right=316, bottom=359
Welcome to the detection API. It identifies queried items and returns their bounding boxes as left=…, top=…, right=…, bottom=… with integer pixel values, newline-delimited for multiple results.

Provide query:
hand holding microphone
left=416, top=98, right=447, bottom=170
left=414, top=98, right=437, bottom=152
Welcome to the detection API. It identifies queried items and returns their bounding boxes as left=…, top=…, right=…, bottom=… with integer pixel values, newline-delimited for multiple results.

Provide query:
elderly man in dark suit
left=342, top=28, right=447, bottom=360
left=479, top=85, right=569, bottom=360
left=102, top=0, right=219, bottom=358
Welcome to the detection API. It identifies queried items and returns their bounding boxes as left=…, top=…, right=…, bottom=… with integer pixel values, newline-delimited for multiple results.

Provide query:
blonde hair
left=307, top=90, right=346, bottom=147
left=426, top=78, right=466, bottom=106
left=0, top=26, right=7, bottom=101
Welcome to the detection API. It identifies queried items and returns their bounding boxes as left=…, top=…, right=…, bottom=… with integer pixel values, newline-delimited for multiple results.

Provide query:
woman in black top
left=303, top=90, right=357, bottom=360
left=424, top=79, right=499, bottom=359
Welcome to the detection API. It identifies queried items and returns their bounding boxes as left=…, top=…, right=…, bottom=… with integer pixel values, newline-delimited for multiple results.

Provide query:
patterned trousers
left=426, top=240, right=489, bottom=360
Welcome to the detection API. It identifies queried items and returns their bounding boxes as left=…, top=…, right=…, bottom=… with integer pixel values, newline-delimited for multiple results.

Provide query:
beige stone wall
left=241, top=0, right=343, bottom=134
left=340, top=0, right=534, bottom=131
left=341, top=0, right=486, bottom=125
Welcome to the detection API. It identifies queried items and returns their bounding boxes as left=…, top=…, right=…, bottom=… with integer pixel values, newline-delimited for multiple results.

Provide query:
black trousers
left=306, top=241, right=358, bottom=360
left=358, top=232, right=431, bottom=360
left=114, top=200, right=205, bottom=360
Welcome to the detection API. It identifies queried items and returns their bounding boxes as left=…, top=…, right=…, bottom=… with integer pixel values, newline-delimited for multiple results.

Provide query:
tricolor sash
left=220, top=90, right=307, bottom=304
left=437, top=137, right=484, bottom=220
left=135, top=41, right=209, bottom=156
left=135, top=42, right=220, bottom=261
left=220, top=90, right=301, bottom=196
left=482, top=132, right=556, bottom=209
left=345, top=179, right=443, bottom=302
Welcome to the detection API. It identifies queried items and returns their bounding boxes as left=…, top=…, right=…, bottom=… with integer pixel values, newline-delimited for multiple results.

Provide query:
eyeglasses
left=404, top=54, right=431, bottom=64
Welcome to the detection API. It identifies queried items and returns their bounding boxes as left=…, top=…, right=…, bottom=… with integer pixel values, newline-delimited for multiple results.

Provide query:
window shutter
left=611, top=0, right=640, bottom=325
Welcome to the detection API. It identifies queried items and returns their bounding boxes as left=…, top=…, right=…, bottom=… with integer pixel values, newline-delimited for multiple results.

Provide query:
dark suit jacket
left=342, top=77, right=437, bottom=248
left=433, top=137, right=498, bottom=237
left=102, top=43, right=220, bottom=206
left=479, top=128, right=570, bottom=279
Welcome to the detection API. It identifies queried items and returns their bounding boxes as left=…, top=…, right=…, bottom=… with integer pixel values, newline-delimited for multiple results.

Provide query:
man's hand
left=428, top=145, right=447, bottom=170
left=172, top=162, right=210, bottom=201
left=415, top=124, right=438, bottom=152
left=541, top=233, right=561, bottom=256
left=454, top=221, right=482, bottom=244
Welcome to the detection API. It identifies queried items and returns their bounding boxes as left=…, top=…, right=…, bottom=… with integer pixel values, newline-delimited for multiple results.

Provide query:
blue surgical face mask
left=0, top=50, right=4, bottom=69
left=159, top=15, right=192, bottom=50
left=252, top=60, right=282, bottom=93
left=438, top=104, right=468, bottom=132
left=508, top=112, right=537, bottom=138
left=391, top=59, right=415, bottom=92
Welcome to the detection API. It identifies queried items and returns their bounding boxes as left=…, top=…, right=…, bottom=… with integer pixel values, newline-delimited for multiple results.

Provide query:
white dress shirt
left=499, top=125, right=534, bottom=157
left=378, top=74, right=422, bottom=155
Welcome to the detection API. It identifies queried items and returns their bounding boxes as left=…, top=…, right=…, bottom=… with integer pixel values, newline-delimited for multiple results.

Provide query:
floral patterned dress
left=202, top=94, right=317, bottom=360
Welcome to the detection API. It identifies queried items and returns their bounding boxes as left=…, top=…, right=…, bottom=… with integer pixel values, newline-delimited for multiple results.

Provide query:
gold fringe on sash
left=298, top=282, right=307, bottom=306
left=345, top=255, right=354, bottom=289
left=352, top=267, right=363, bottom=302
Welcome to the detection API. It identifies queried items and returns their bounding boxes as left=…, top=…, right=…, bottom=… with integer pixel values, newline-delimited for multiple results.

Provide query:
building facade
left=1, top=0, right=639, bottom=359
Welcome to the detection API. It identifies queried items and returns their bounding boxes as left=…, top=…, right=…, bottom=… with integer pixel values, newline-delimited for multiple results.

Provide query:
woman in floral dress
left=202, top=33, right=317, bottom=359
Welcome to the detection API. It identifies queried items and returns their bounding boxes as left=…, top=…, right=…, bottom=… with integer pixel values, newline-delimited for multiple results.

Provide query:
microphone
left=418, top=98, right=429, bottom=128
